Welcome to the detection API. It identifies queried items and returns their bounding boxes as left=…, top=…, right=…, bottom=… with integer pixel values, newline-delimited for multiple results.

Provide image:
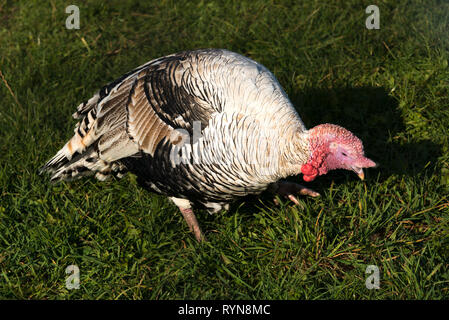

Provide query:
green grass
left=0, top=0, right=448, bottom=299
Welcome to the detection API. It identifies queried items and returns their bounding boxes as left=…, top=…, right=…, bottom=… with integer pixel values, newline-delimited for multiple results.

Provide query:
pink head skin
left=301, top=124, right=377, bottom=182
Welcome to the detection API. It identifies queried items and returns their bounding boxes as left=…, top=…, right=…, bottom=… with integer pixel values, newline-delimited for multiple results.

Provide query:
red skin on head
left=300, top=124, right=368, bottom=182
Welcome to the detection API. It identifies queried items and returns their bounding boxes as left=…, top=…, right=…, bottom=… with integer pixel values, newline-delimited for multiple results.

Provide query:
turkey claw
left=271, top=181, right=320, bottom=206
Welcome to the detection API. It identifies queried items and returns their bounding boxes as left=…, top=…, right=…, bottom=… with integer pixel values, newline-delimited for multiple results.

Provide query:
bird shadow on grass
left=290, top=86, right=442, bottom=181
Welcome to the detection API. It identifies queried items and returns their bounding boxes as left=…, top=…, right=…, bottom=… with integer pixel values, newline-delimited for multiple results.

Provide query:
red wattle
left=301, top=163, right=317, bottom=176
left=303, top=175, right=316, bottom=182
left=301, top=163, right=318, bottom=182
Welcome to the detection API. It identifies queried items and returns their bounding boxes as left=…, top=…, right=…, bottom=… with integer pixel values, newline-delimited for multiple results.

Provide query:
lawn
left=0, top=0, right=448, bottom=299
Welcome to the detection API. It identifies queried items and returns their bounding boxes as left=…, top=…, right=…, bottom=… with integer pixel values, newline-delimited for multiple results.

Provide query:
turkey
left=40, top=49, right=376, bottom=241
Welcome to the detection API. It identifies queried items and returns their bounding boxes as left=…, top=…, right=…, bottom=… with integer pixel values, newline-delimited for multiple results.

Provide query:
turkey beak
left=357, top=169, right=365, bottom=181
left=352, top=166, right=365, bottom=180
left=352, top=157, right=376, bottom=180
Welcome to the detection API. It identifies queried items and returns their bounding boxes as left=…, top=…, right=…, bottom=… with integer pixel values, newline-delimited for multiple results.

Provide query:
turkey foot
left=270, top=181, right=320, bottom=206
left=179, top=208, right=206, bottom=242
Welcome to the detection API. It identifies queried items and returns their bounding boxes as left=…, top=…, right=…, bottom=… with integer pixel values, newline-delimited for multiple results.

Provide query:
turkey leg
left=179, top=208, right=205, bottom=242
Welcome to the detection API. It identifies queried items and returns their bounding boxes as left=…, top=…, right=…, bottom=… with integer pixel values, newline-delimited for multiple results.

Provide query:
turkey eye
left=342, top=152, right=347, bottom=157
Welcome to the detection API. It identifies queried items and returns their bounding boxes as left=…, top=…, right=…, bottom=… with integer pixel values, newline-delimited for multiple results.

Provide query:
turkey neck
left=276, top=129, right=311, bottom=179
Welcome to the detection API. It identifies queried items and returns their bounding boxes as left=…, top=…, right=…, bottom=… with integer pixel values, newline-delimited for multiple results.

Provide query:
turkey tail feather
left=40, top=144, right=126, bottom=182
